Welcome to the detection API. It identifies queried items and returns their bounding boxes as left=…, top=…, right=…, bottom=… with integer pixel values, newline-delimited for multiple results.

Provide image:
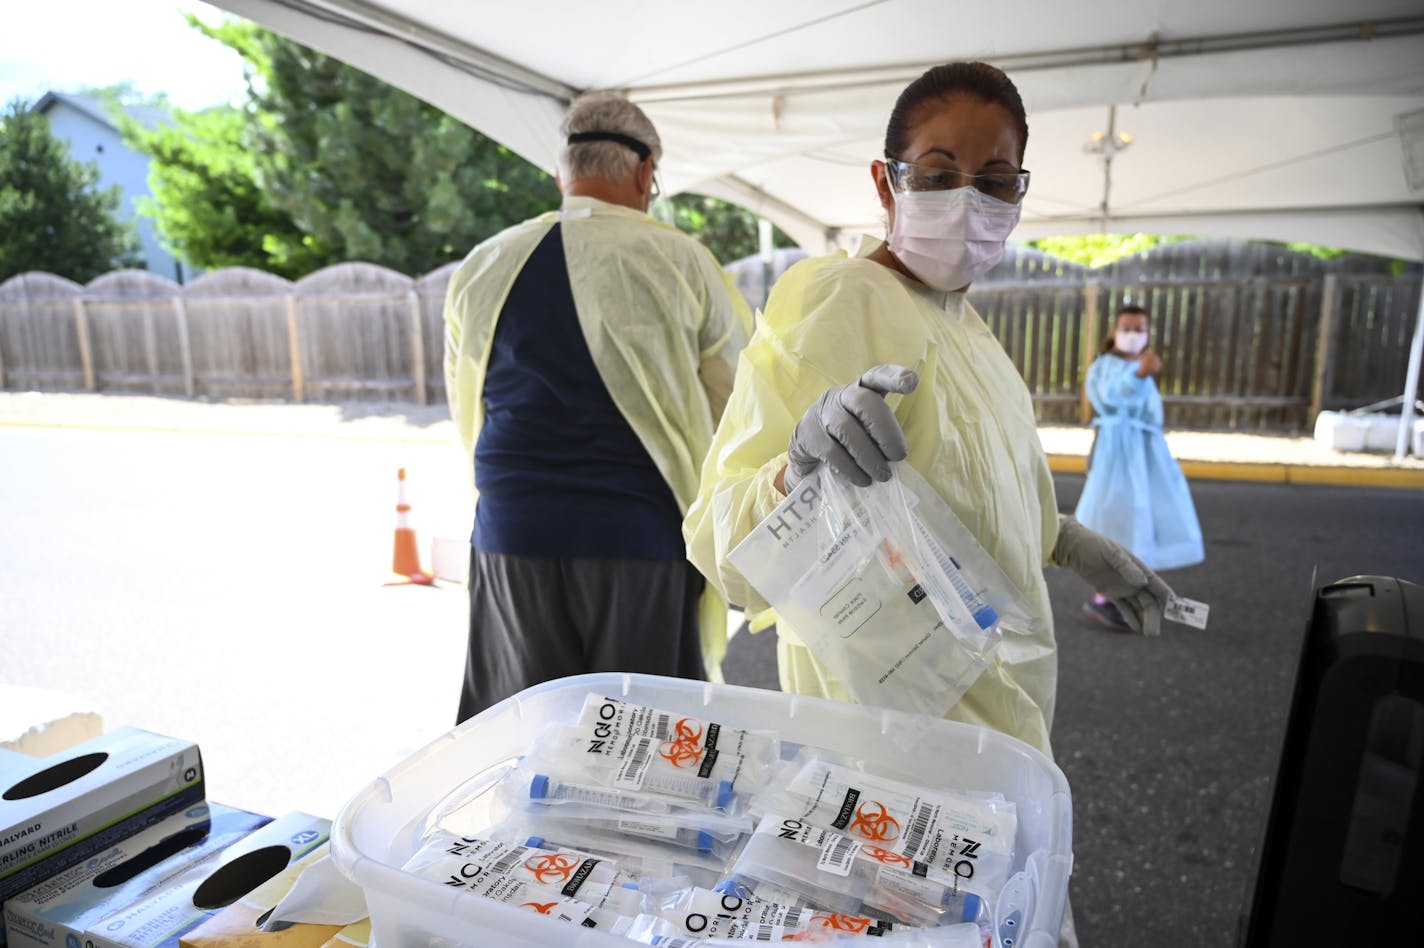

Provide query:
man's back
left=445, top=196, right=746, bottom=513
left=444, top=90, right=748, bottom=723
left=472, top=221, right=685, bottom=560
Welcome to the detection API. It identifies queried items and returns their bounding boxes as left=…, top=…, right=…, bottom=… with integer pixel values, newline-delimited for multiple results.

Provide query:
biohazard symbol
left=882, top=541, right=911, bottom=573
left=520, top=901, right=558, bottom=915
left=657, top=717, right=705, bottom=769
left=808, top=913, right=872, bottom=933
left=782, top=913, right=873, bottom=940
left=523, top=853, right=579, bottom=884
left=859, top=845, right=911, bottom=868
left=848, top=800, right=901, bottom=842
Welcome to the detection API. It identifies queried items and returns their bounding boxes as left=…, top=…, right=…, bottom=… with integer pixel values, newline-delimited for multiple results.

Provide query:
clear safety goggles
left=884, top=157, right=1031, bottom=205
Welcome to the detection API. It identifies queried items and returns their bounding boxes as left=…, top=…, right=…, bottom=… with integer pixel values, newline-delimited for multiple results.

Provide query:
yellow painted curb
left=1285, top=465, right=1424, bottom=490
left=1046, top=455, right=1087, bottom=474
left=1046, top=454, right=1424, bottom=490
left=1179, top=460, right=1288, bottom=484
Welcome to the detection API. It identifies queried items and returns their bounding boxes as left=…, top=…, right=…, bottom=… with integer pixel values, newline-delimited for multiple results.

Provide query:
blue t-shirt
left=472, top=224, right=685, bottom=560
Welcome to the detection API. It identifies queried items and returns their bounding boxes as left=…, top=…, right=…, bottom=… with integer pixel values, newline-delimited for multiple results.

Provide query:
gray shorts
left=456, top=550, right=706, bottom=723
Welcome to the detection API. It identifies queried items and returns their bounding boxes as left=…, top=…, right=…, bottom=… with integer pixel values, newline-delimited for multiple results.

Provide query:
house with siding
left=35, top=92, right=190, bottom=283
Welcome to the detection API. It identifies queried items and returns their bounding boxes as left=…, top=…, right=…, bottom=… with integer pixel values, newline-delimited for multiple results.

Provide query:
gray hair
left=557, top=91, right=662, bottom=182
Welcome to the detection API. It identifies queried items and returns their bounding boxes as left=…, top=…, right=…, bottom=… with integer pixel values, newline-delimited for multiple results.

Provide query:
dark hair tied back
left=885, top=62, right=1029, bottom=161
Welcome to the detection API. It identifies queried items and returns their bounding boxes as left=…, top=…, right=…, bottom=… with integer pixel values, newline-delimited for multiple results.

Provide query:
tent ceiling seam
left=1025, top=201, right=1424, bottom=224
left=1124, top=131, right=1402, bottom=208
left=257, top=0, right=576, bottom=101
left=629, top=17, right=1424, bottom=103
left=611, top=0, right=893, bottom=88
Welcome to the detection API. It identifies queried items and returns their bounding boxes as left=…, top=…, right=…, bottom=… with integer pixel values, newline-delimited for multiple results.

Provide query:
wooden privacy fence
left=0, top=262, right=459, bottom=405
left=1, top=241, right=1419, bottom=432
left=966, top=241, right=1422, bottom=430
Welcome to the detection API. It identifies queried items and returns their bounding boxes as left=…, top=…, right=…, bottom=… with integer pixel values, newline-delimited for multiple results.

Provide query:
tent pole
left=1395, top=273, right=1424, bottom=459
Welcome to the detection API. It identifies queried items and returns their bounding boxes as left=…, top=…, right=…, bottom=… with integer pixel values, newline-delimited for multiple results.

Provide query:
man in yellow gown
left=445, top=91, right=749, bottom=722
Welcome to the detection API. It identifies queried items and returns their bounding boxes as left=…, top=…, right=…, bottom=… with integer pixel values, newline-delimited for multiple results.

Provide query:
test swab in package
left=496, top=769, right=748, bottom=858
left=504, top=821, right=726, bottom=891
left=723, top=813, right=987, bottom=928
left=644, top=923, right=987, bottom=946
left=575, top=695, right=780, bottom=775
left=399, top=831, right=640, bottom=926
left=758, top=750, right=1018, bottom=900
left=729, top=463, right=1040, bottom=717
left=522, top=719, right=768, bottom=813
left=625, top=885, right=896, bottom=942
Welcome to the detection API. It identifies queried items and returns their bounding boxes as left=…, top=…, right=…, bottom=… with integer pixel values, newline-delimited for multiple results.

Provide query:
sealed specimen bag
left=729, top=463, right=1038, bottom=717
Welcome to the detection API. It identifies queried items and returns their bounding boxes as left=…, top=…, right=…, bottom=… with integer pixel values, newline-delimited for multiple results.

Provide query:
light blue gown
left=1074, top=354, right=1204, bottom=571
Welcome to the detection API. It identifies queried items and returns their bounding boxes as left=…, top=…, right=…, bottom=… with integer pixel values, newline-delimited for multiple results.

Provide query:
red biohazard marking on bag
left=882, top=541, right=911, bottom=573
left=809, top=912, right=872, bottom=933
left=657, top=717, right=706, bottom=769
left=523, top=853, right=579, bottom=884
left=521, top=901, right=559, bottom=915
left=848, top=800, right=901, bottom=842
left=860, top=844, right=911, bottom=868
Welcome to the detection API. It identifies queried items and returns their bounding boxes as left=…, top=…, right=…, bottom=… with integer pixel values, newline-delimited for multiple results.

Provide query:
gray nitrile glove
left=1053, top=516, right=1175, bottom=636
left=785, top=365, right=918, bottom=491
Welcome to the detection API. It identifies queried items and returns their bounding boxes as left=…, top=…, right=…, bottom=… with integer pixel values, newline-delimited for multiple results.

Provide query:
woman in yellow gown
left=685, top=61, right=1173, bottom=762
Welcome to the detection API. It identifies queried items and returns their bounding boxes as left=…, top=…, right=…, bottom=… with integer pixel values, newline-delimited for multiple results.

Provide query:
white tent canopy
left=214, top=0, right=1423, bottom=259
left=211, top=0, right=1424, bottom=452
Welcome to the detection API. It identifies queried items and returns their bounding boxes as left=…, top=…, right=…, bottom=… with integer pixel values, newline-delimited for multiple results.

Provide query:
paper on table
left=265, top=855, right=369, bottom=929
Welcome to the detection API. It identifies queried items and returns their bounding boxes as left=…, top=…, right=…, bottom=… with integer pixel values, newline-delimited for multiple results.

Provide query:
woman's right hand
left=1136, top=349, right=1162, bottom=377
left=783, top=365, right=919, bottom=492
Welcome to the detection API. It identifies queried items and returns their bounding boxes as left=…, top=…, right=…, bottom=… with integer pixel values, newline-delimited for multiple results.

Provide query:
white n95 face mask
left=888, top=186, right=1021, bottom=292
left=1115, top=330, right=1149, bottom=355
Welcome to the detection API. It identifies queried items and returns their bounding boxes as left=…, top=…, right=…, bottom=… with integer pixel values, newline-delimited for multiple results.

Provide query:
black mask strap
left=567, top=131, right=652, bottom=162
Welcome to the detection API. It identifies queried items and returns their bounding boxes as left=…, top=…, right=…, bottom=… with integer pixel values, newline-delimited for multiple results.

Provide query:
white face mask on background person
left=1114, top=330, right=1149, bottom=355
left=887, top=185, right=1021, bottom=292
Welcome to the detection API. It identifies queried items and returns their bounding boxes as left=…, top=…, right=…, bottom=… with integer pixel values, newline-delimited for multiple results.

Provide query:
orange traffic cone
left=388, top=468, right=435, bottom=586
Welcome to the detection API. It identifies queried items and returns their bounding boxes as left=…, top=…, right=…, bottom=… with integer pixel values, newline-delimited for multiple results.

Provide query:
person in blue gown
left=1076, top=305, right=1204, bottom=631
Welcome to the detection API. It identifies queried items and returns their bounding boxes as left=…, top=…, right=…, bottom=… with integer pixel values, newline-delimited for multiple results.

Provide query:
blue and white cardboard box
left=81, top=812, right=331, bottom=948
left=0, top=729, right=205, bottom=945
left=2, top=803, right=269, bottom=948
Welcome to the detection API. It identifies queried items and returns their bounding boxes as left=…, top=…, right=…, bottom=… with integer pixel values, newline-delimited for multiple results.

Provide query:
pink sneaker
left=1081, top=598, right=1134, bottom=633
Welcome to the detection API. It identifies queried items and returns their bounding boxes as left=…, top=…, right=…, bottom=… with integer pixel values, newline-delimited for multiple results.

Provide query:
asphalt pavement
left=721, top=473, right=1424, bottom=947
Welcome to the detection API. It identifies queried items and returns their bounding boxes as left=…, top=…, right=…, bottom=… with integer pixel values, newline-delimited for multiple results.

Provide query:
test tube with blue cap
left=714, top=876, right=754, bottom=899
left=529, top=775, right=724, bottom=854
left=944, top=553, right=998, bottom=630
left=527, top=773, right=672, bottom=813
left=528, top=771, right=735, bottom=812
left=913, top=516, right=998, bottom=630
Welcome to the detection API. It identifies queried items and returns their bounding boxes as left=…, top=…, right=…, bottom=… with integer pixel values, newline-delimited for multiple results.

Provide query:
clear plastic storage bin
left=330, top=673, right=1072, bottom=948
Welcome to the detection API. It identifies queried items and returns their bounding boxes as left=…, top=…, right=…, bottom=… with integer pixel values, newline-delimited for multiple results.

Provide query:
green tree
left=215, top=19, right=560, bottom=276
left=128, top=15, right=790, bottom=277
left=1028, top=232, right=1411, bottom=276
left=1025, top=232, right=1188, bottom=267
left=124, top=16, right=561, bottom=278
left=0, top=99, right=140, bottom=283
left=121, top=104, right=320, bottom=278
left=654, top=193, right=796, bottom=264
left=80, top=81, right=170, bottom=111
